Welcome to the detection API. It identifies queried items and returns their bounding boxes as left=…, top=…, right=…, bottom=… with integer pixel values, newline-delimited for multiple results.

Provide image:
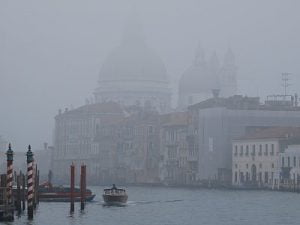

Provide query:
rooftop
left=189, top=95, right=300, bottom=111
left=234, top=127, right=300, bottom=141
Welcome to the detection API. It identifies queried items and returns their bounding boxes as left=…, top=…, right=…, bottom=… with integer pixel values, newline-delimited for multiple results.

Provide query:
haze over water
left=11, top=187, right=300, bottom=225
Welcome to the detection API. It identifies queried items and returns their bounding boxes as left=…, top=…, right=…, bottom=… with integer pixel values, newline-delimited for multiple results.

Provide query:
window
left=282, top=157, right=285, bottom=167
left=259, top=172, right=262, bottom=182
left=234, top=145, right=238, bottom=156
left=271, top=144, right=274, bottom=155
left=245, top=145, right=249, bottom=156
left=259, top=163, right=262, bottom=169
left=259, top=145, right=262, bottom=156
left=264, top=172, right=269, bottom=183
left=149, top=126, right=154, bottom=134
left=246, top=164, right=249, bottom=169
left=271, top=163, right=274, bottom=169
left=240, top=172, right=244, bottom=183
left=240, top=146, right=244, bottom=156
left=294, top=157, right=296, bottom=167
left=252, top=145, right=256, bottom=156
left=235, top=172, right=238, bottom=183
left=288, top=157, right=290, bottom=167
left=265, top=144, right=268, bottom=156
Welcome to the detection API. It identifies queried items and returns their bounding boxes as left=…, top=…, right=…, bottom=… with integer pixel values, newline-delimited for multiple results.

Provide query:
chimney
left=212, top=89, right=220, bottom=98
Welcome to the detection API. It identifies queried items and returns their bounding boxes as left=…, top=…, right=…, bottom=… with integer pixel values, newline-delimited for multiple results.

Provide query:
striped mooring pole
left=27, top=145, right=34, bottom=220
left=6, top=143, right=14, bottom=221
left=6, top=143, right=14, bottom=205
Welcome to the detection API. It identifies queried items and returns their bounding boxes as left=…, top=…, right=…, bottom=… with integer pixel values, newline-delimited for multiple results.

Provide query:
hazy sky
left=0, top=0, right=299, bottom=151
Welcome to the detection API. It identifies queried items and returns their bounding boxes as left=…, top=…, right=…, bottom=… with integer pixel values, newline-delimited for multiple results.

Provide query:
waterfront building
left=52, top=102, right=125, bottom=182
left=279, top=142, right=300, bottom=187
left=178, top=47, right=237, bottom=110
left=93, top=108, right=162, bottom=184
left=188, top=95, right=300, bottom=183
left=232, top=127, right=300, bottom=187
left=159, top=112, right=190, bottom=185
left=94, top=15, right=171, bottom=113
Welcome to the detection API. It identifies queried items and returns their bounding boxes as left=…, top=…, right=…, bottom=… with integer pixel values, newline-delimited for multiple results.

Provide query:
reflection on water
left=11, top=186, right=300, bottom=225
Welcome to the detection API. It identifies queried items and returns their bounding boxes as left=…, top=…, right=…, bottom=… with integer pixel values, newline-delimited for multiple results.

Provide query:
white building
left=232, top=127, right=300, bottom=188
left=280, top=144, right=300, bottom=185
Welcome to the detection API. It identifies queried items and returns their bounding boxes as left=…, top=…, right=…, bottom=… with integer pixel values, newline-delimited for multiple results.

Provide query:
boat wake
left=127, top=199, right=183, bottom=206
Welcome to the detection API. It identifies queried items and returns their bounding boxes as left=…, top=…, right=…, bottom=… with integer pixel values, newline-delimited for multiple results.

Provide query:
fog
left=0, top=0, right=299, bottom=150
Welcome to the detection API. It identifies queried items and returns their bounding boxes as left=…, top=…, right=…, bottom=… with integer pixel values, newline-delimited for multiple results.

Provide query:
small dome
left=179, top=56, right=219, bottom=95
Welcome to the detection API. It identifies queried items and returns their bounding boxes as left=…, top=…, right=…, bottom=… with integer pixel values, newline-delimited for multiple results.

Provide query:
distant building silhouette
left=178, top=45, right=237, bottom=110
left=94, top=13, right=171, bottom=113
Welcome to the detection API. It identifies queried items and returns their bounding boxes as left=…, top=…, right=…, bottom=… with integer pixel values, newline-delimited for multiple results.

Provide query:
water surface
left=7, top=186, right=300, bottom=225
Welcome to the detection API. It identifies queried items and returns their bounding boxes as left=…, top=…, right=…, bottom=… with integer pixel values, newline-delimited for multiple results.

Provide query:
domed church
left=178, top=45, right=237, bottom=109
left=94, top=15, right=171, bottom=113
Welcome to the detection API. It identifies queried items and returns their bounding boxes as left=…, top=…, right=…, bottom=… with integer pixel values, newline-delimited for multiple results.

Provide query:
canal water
left=6, top=186, right=300, bottom=225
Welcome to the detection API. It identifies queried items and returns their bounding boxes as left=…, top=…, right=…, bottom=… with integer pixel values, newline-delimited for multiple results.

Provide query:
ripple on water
left=11, top=187, right=300, bottom=225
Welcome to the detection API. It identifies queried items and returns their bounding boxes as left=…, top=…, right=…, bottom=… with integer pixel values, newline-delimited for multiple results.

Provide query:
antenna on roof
left=282, top=72, right=291, bottom=98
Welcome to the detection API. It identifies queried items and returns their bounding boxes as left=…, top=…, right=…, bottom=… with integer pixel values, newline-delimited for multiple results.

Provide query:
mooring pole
left=70, top=163, right=75, bottom=213
left=22, top=173, right=26, bottom=211
left=6, top=143, right=14, bottom=221
left=26, top=145, right=34, bottom=220
left=33, top=163, right=38, bottom=209
left=17, top=172, right=21, bottom=215
left=37, top=170, right=40, bottom=205
left=80, top=164, right=86, bottom=210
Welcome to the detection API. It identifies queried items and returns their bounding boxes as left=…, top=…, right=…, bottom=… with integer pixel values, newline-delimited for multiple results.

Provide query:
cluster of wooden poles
left=70, top=163, right=87, bottom=213
left=0, top=144, right=39, bottom=221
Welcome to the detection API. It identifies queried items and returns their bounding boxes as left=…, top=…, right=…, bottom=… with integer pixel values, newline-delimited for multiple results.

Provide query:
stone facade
left=232, top=127, right=300, bottom=189
left=52, top=102, right=124, bottom=183
left=93, top=109, right=162, bottom=184
left=279, top=143, right=300, bottom=187
left=159, top=112, right=190, bottom=185
left=232, top=138, right=280, bottom=187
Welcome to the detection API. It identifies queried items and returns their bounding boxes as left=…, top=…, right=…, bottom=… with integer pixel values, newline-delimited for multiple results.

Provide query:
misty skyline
left=0, top=0, right=299, bottom=150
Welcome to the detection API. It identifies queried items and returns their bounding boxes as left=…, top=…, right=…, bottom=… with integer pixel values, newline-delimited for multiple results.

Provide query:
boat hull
left=39, top=194, right=95, bottom=202
left=102, top=194, right=128, bottom=205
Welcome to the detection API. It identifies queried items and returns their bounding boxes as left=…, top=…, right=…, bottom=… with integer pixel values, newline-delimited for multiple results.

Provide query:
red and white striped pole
left=26, top=145, right=34, bottom=219
left=6, top=143, right=14, bottom=205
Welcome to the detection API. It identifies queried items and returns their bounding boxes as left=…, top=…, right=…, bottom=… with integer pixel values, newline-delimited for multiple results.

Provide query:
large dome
left=99, top=41, right=168, bottom=83
left=94, top=14, right=171, bottom=113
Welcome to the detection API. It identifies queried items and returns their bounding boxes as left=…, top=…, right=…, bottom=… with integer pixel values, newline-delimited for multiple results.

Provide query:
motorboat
left=102, top=184, right=128, bottom=205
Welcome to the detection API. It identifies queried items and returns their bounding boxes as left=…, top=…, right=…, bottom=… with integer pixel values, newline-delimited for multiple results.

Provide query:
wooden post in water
left=70, top=163, right=75, bottom=213
left=26, top=145, right=34, bottom=220
left=36, top=170, right=40, bottom=205
left=80, top=164, right=86, bottom=211
left=16, top=172, right=21, bottom=215
left=32, top=162, right=36, bottom=209
left=22, top=173, right=26, bottom=211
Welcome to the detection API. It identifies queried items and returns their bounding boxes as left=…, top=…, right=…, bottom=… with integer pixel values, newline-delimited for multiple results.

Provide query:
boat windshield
left=104, top=189, right=126, bottom=195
